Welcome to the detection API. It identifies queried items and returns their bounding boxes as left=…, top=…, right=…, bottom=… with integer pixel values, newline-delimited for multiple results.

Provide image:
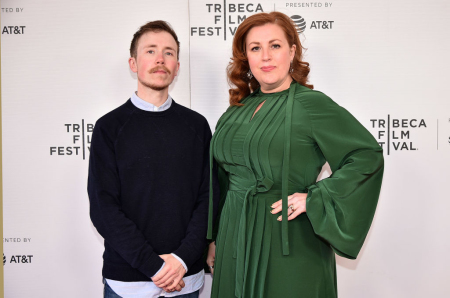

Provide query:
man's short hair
left=130, top=20, right=180, bottom=60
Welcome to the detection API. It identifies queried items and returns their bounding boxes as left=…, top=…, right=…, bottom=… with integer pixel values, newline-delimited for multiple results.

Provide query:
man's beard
left=139, top=78, right=169, bottom=91
left=139, top=66, right=172, bottom=91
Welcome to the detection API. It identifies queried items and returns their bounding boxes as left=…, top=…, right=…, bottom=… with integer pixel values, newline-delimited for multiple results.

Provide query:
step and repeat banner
left=2, top=0, right=450, bottom=297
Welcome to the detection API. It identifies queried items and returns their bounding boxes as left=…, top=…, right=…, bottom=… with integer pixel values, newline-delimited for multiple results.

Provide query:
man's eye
left=148, top=50, right=154, bottom=54
left=166, top=52, right=173, bottom=56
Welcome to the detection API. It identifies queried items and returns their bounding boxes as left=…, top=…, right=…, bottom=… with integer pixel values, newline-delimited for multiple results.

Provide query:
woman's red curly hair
left=227, top=11, right=313, bottom=106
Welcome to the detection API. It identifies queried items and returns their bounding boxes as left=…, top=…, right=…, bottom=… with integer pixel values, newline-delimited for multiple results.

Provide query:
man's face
left=129, top=31, right=180, bottom=92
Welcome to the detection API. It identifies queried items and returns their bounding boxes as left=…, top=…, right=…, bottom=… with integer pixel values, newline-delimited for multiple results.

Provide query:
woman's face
left=246, top=23, right=296, bottom=93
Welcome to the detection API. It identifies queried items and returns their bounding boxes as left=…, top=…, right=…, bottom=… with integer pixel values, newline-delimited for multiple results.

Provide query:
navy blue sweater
left=88, top=99, right=217, bottom=281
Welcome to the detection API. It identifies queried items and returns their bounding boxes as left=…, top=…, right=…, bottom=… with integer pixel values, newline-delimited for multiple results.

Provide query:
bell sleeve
left=301, top=91, right=384, bottom=259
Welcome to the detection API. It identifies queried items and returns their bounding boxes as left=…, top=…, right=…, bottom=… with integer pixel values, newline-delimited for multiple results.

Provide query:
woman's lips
left=261, top=66, right=275, bottom=72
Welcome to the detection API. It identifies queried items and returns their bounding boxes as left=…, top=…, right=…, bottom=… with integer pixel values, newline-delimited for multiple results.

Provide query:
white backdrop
left=2, top=0, right=450, bottom=297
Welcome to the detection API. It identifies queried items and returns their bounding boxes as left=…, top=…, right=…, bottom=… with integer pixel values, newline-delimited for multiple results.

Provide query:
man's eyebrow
left=164, top=46, right=176, bottom=52
left=142, top=45, right=176, bottom=52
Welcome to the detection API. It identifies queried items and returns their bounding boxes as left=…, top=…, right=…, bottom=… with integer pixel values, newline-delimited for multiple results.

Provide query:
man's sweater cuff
left=138, top=253, right=165, bottom=278
left=173, top=245, right=197, bottom=270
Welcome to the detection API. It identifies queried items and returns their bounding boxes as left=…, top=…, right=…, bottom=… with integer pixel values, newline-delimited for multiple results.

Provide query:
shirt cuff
left=171, top=253, right=188, bottom=272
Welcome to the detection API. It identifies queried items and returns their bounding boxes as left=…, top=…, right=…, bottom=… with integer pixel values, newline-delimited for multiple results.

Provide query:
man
left=88, top=20, right=216, bottom=298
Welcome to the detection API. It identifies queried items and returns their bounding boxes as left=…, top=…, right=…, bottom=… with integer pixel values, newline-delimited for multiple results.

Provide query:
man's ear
left=128, top=57, right=138, bottom=73
left=174, top=61, right=180, bottom=77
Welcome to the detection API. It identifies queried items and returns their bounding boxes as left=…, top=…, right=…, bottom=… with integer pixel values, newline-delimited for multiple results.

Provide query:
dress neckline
left=256, top=81, right=296, bottom=97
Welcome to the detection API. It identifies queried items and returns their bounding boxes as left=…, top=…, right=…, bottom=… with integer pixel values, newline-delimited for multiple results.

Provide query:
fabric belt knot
left=251, top=176, right=274, bottom=195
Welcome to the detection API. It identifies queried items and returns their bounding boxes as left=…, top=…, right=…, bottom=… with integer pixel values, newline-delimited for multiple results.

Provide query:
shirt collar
left=130, top=92, right=172, bottom=112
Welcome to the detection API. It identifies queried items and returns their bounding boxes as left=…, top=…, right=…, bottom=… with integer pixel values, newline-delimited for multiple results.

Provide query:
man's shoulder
left=96, top=100, right=135, bottom=128
left=172, top=101, right=212, bottom=142
left=173, top=101, right=209, bottom=126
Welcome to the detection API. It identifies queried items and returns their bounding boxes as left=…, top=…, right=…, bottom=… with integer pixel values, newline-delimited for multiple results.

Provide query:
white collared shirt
left=130, top=92, right=173, bottom=112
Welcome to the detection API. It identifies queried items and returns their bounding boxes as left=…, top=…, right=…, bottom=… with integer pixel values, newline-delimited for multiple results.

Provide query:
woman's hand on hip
left=271, top=192, right=307, bottom=221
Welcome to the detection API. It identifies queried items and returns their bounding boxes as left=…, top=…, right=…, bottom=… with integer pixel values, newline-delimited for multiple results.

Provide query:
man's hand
left=163, top=279, right=185, bottom=293
left=152, top=254, right=187, bottom=291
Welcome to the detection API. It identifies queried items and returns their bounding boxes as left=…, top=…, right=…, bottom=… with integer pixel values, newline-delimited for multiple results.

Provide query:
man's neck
left=136, top=85, right=169, bottom=107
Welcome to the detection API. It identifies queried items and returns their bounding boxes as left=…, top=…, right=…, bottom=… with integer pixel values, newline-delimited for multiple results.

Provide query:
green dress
left=207, top=82, right=384, bottom=298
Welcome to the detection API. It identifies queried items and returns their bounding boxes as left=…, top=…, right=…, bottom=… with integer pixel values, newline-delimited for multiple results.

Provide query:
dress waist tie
left=229, top=177, right=273, bottom=298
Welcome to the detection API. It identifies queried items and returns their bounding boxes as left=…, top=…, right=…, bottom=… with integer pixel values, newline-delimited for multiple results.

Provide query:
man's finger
left=171, top=276, right=183, bottom=289
left=161, top=280, right=174, bottom=289
left=154, top=274, right=171, bottom=287
left=165, top=279, right=183, bottom=292
left=152, top=265, right=170, bottom=283
left=154, top=270, right=176, bottom=287
left=166, top=275, right=183, bottom=291
left=160, top=270, right=181, bottom=288
left=159, top=274, right=177, bottom=288
left=167, top=280, right=182, bottom=292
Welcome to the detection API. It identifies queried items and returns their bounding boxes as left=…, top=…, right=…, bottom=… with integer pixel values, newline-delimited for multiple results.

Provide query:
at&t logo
left=290, top=15, right=334, bottom=33
left=3, top=254, right=33, bottom=264
left=291, top=15, right=306, bottom=33
left=2, top=26, right=25, bottom=34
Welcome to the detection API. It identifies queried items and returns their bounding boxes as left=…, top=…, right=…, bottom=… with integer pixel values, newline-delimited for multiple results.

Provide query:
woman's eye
left=251, top=46, right=260, bottom=51
left=272, top=44, right=281, bottom=49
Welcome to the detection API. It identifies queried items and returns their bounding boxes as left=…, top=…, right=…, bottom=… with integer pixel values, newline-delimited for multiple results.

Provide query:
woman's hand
left=271, top=192, right=307, bottom=220
left=206, top=242, right=216, bottom=275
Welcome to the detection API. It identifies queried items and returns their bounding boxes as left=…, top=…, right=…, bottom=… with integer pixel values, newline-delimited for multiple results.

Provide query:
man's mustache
left=149, top=66, right=171, bottom=75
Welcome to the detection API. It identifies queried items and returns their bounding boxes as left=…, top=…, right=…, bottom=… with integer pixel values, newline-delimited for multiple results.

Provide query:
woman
left=206, top=11, right=384, bottom=298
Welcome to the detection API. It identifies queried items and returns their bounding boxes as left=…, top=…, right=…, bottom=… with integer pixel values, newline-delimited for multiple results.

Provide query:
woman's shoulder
left=293, top=83, right=339, bottom=112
